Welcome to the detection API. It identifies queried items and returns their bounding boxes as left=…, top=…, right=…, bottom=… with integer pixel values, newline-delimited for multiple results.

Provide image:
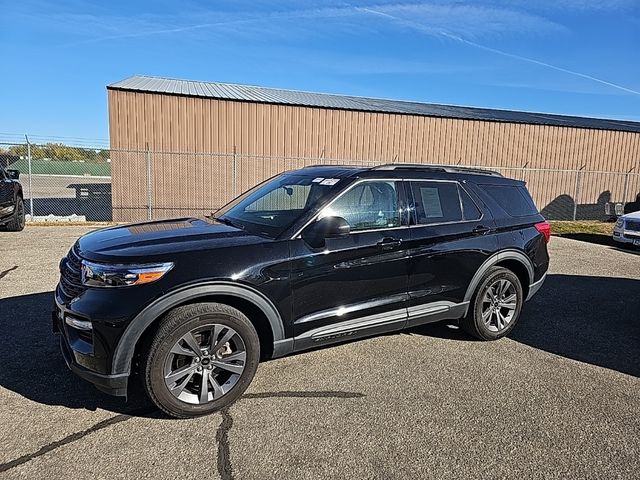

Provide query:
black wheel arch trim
left=462, top=249, right=534, bottom=315
left=110, top=281, right=286, bottom=376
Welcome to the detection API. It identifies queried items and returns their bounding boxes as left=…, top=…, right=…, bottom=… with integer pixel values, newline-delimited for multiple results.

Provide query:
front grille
left=625, top=219, right=640, bottom=232
left=58, top=243, right=87, bottom=301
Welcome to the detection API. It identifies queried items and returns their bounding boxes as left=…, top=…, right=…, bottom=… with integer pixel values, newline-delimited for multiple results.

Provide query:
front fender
left=110, top=281, right=286, bottom=375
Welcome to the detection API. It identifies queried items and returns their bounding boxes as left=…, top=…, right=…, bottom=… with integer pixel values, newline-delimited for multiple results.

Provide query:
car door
left=405, top=179, right=497, bottom=327
left=289, top=179, right=411, bottom=350
left=0, top=167, right=14, bottom=219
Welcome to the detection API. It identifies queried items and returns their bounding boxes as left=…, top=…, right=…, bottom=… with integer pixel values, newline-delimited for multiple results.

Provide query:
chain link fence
left=2, top=140, right=639, bottom=223
left=0, top=139, right=112, bottom=221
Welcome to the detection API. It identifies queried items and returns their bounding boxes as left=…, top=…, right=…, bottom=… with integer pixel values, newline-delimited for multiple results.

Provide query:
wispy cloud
left=52, top=1, right=566, bottom=47
left=356, top=4, right=640, bottom=96
left=19, top=0, right=640, bottom=96
left=357, top=2, right=567, bottom=38
left=55, top=5, right=366, bottom=46
left=445, top=34, right=640, bottom=95
left=501, top=0, right=639, bottom=12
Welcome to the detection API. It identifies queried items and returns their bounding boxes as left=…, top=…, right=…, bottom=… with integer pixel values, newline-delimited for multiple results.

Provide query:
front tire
left=460, top=266, right=523, bottom=340
left=141, top=303, right=260, bottom=419
left=4, top=196, right=25, bottom=232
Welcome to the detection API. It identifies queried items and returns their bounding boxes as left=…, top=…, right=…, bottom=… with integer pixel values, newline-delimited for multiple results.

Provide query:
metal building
left=107, top=75, right=640, bottom=221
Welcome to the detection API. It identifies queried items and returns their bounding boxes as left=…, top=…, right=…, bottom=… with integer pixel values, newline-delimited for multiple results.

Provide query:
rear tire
left=141, top=303, right=260, bottom=419
left=460, top=266, right=523, bottom=340
left=3, top=196, right=25, bottom=232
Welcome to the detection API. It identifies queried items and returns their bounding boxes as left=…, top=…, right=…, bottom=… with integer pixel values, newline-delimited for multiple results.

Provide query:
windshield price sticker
left=312, top=177, right=324, bottom=183
left=320, top=178, right=340, bottom=186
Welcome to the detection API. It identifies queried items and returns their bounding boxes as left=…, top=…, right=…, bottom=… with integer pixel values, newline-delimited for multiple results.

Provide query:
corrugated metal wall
left=108, top=90, right=640, bottom=221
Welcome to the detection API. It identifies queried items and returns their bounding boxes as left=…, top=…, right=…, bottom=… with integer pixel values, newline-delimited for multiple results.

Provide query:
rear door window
left=480, top=184, right=538, bottom=217
left=409, top=181, right=462, bottom=225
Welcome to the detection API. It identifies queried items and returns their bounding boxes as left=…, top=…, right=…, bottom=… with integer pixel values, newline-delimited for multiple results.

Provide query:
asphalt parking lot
left=1, top=226, right=639, bottom=480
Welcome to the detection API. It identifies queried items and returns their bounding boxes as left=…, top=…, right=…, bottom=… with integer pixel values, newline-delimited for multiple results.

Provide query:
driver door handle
left=377, top=237, right=402, bottom=250
left=472, top=225, right=491, bottom=235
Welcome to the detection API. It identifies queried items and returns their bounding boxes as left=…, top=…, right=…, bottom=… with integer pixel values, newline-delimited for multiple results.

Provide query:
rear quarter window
left=480, top=184, right=538, bottom=217
left=458, top=185, right=482, bottom=221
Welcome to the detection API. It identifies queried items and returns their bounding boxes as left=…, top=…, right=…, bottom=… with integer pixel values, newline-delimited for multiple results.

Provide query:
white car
left=613, top=210, right=640, bottom=247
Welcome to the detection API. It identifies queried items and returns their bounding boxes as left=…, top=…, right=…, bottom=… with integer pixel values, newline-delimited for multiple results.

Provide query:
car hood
left=76, top=218, right=269, bottom=262
left=623, top=210, right=640, bottom=220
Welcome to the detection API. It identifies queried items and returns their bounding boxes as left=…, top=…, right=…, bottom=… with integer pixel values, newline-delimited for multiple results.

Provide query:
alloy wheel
left=481, top=279, right=518, bottom=333
left=163, top=323, right=246, bottom=405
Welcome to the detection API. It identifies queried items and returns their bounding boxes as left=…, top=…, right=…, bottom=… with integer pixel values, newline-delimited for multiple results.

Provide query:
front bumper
left=53, top=294, right=130, bottom=397
left=57, top=326, right=129, bottom=396
left=612, top=228, right=640, bottom=245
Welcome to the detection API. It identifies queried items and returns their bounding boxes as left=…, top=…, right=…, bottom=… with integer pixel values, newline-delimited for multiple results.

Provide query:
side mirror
left=301, top=216, right=350, bottom=248
left=6, top=169, right=19, bottom=180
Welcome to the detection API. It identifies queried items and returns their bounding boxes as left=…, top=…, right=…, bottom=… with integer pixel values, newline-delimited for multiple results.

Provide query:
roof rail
left=300, top=164, right=367, bottom=169
left=373, top=163, right=503, bottom=177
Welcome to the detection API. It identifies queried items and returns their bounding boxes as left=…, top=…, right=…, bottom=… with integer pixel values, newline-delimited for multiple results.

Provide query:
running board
left=286, top=301, right=468, bottom=355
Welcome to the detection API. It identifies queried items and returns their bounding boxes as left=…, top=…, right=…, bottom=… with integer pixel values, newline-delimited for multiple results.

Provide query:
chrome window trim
left=291, top=177, right=488, bottom=239
left=407, top=218, right=482, bottom=228
left=291, top=178, right=405, bottom=239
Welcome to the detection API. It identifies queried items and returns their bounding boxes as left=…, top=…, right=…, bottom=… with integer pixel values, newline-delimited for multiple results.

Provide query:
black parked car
left=0, top=166, right=25, bottom=231
left=54, top=164, right=550, bottom=418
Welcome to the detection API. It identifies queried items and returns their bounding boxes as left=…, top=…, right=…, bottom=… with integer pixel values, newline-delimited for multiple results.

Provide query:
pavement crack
left=0, top=265, right=18, bottom=281
left=0, top=407, right=155, bottom=473
left=244, top=390, right=365, bottom=399
left=1, top=390, right=363, bottom=476
left=215, top=407, right=234, bottom=480
left=213, top=390, right=365, bottom=480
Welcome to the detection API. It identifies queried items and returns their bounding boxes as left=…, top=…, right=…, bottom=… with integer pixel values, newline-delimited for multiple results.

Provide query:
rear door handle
left=377, top=237, right=402, bottom=250
left=472, top=225, right=491, bottom=235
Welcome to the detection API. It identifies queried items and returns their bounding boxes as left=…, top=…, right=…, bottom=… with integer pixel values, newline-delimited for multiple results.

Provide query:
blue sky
left=2, top=0, right=639, bottom=142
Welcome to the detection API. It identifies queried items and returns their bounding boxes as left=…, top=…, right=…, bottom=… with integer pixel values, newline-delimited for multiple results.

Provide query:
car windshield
left=213, top=173, right=345, bottom=238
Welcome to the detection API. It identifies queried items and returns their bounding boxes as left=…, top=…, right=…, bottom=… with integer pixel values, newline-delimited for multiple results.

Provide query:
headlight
left=81, top=260, right=173, bottom=287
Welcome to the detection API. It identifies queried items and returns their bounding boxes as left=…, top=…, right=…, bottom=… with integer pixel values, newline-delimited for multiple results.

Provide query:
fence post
left=572, top=165, right=585, bottom=221
left=145, top=144, right=153, bottom=220
left=232, top=146, right=237, bottom=198
left=622, top=167, right=635, bottom=206
left=24, top=135, right=34, bottom=217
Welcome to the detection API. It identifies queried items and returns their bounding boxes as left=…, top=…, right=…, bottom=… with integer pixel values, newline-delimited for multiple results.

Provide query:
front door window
left=321, top=181, right=402, bottom=231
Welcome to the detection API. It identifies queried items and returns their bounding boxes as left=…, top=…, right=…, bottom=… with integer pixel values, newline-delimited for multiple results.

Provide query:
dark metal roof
left=108, top=75, right=640, bottom=133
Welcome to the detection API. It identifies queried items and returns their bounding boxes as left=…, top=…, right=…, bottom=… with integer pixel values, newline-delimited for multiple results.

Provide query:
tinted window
left=459, top=185, right=482, bottom=220
left=323, top=181, right=401, bottom=232
left=481, top=184, right=538, bottom=217
left=410, top=181, right=462, bottom=224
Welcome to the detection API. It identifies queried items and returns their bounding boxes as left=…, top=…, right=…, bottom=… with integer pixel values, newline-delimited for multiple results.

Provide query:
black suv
left=0, top=166, right=25, bottom=232
left=54, top=164, right=550, bottom=418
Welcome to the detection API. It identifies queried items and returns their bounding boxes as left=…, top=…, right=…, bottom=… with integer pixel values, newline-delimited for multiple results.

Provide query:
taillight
left=535, top=221, right=551, bottom=243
